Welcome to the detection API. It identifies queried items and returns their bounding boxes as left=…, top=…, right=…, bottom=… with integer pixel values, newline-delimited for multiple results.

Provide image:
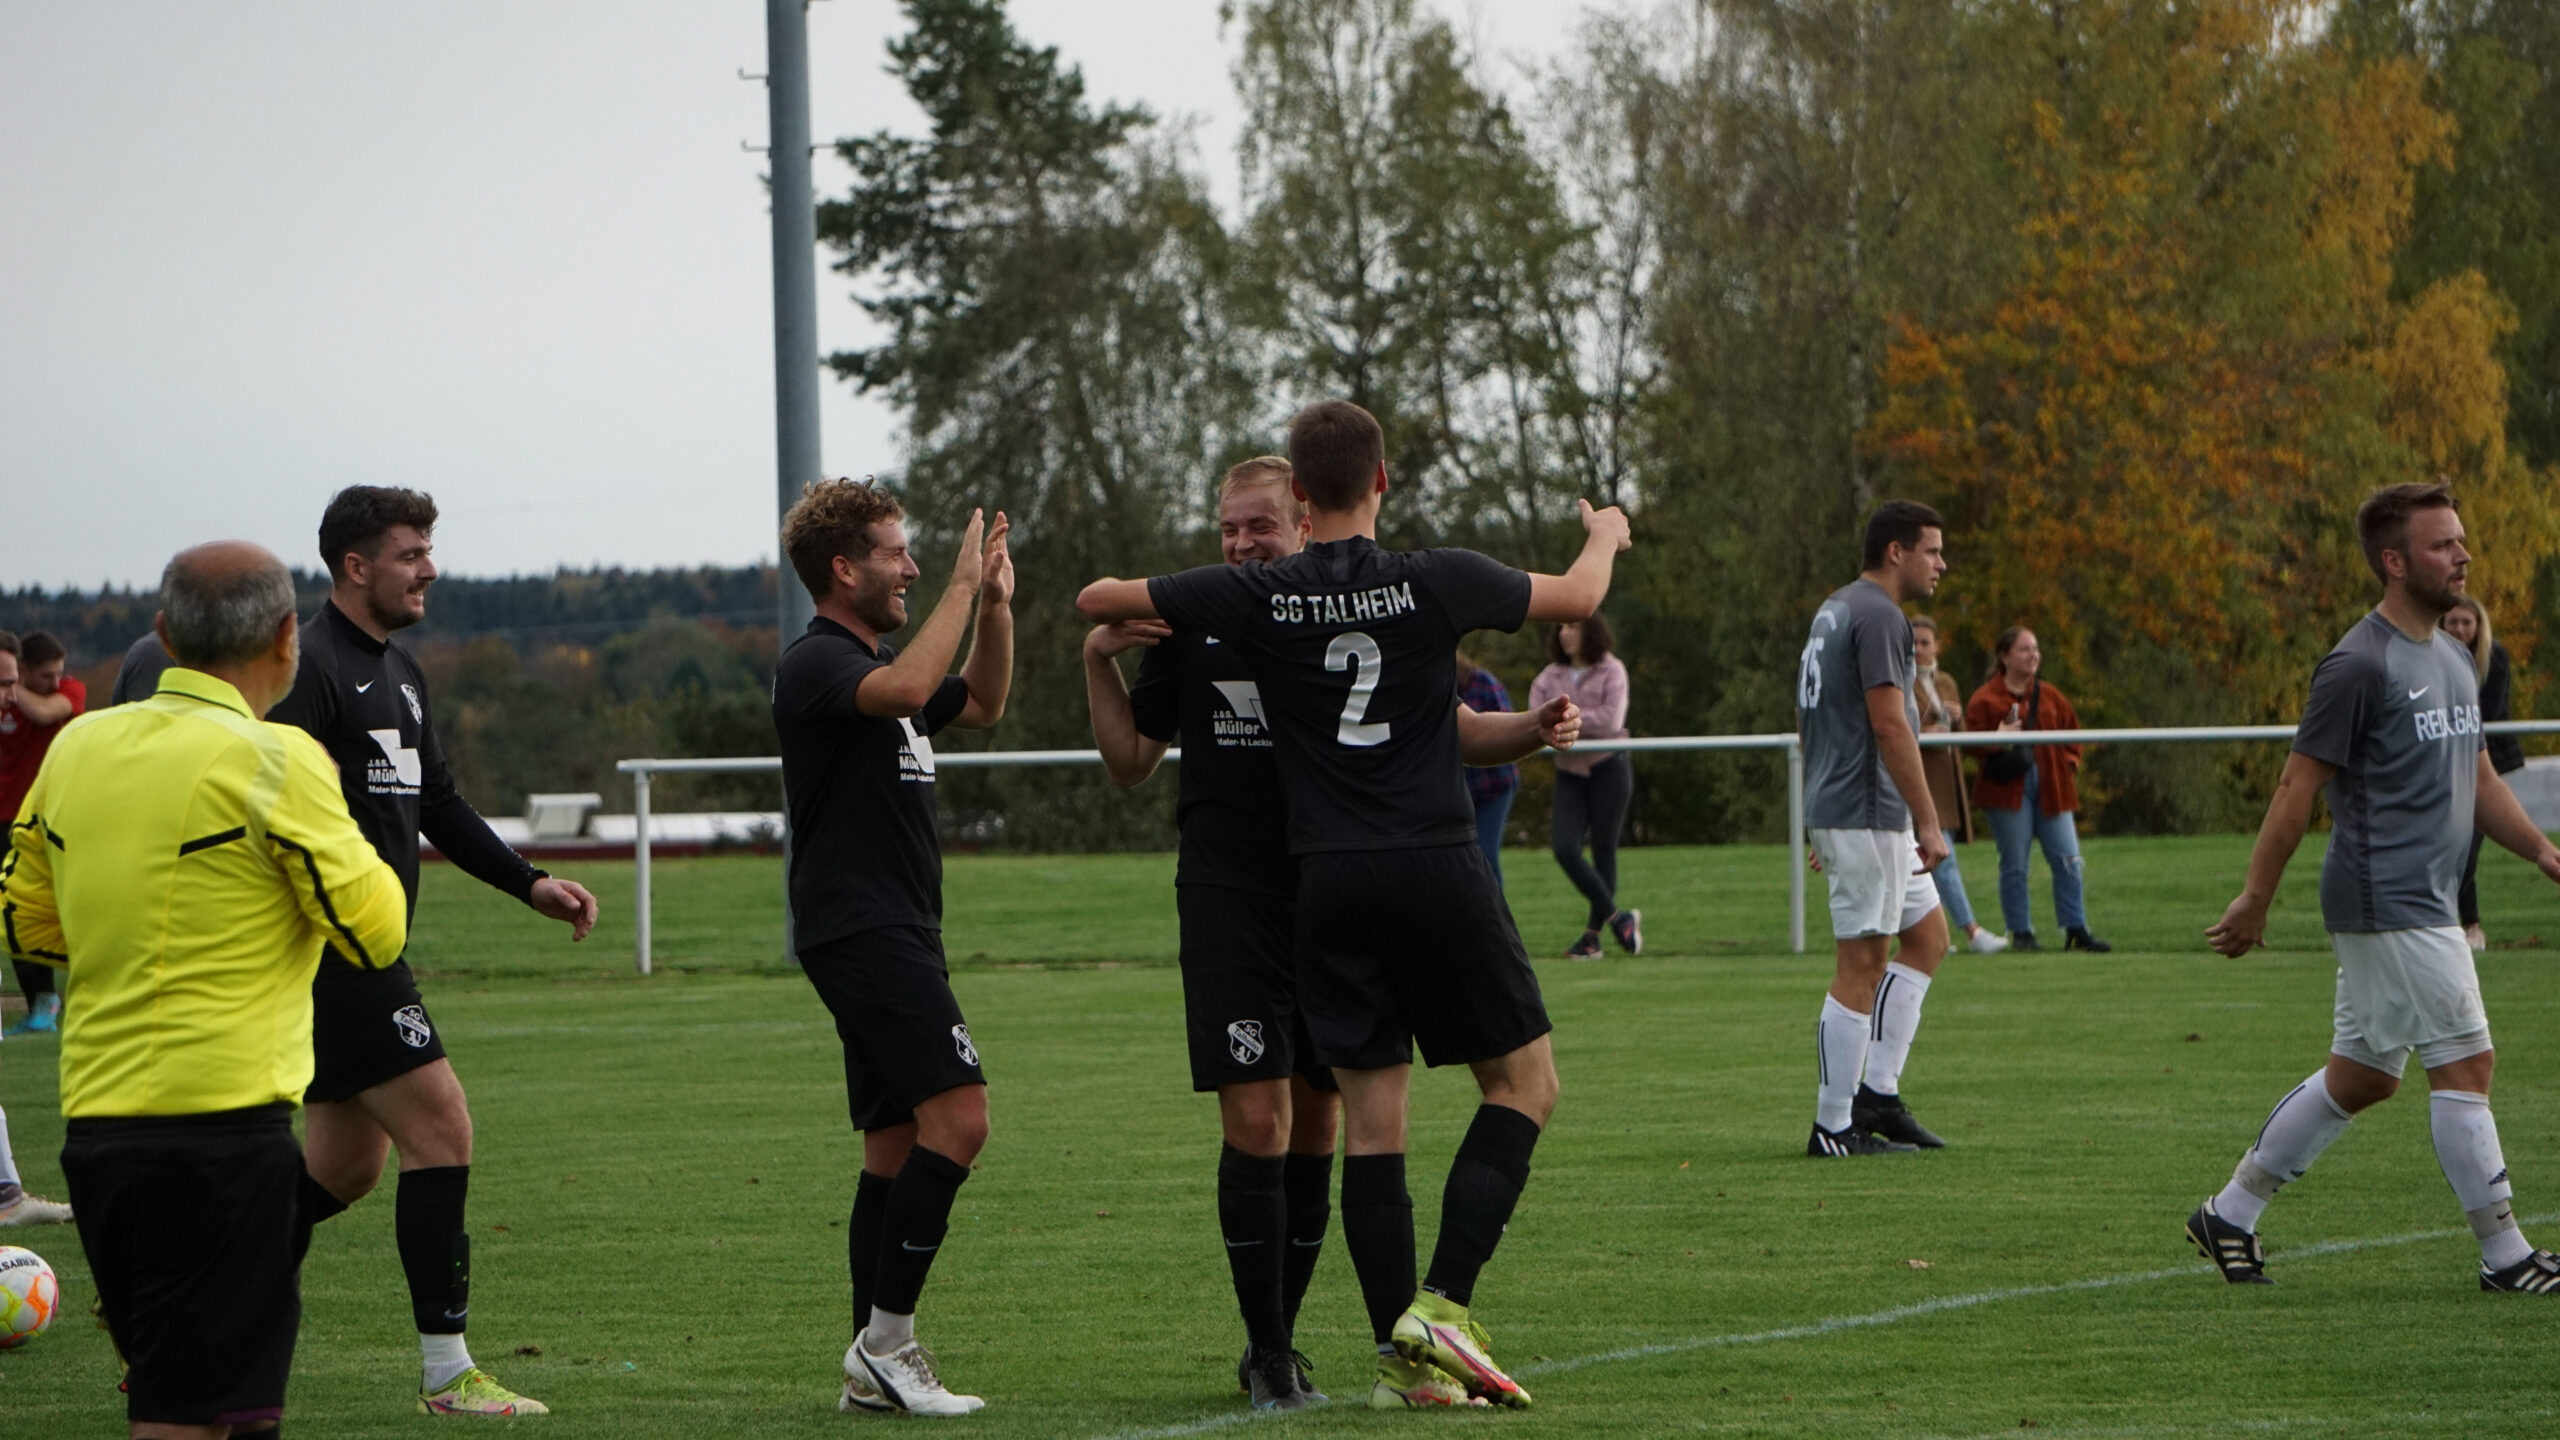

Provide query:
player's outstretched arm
left=951, top=515, right=1013, bottom=730
left=1085, top=623, right=1172, bottom=786
left=1524, top=499, right=1633, bottom=625
left=2206, top=751, right=2334, bottom=956
left=858, top=509, right=989, bottom=718
left=1075, top=577, right=1162, bottom=623
left=2475, top=751, right=2560, bottom=883
left=1867, top=684, right=1946, bottom=871
left=7, top=686, right=73, bottom=725
left=1457, top=697, right=1580, bottom=766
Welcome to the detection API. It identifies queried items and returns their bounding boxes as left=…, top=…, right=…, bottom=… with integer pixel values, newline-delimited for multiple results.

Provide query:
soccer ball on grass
left=0, top=1246, right=60, bottom=1348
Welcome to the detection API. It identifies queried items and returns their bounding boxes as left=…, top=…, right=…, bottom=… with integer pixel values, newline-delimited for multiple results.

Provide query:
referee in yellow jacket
left=2, top=541, right=407, bottom=1440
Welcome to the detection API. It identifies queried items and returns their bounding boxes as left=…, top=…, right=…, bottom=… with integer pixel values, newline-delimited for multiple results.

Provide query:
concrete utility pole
left=766, top=0, right=821, bottom=650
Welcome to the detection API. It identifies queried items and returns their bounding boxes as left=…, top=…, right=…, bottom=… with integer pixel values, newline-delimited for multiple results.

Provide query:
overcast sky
left=2, top=1, right=1585, bottom=590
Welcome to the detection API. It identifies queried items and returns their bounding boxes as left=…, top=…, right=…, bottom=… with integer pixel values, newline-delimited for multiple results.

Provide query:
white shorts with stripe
left=1811, top=827, right=1941, bottom=941
left=2329, top=926, right=2492, bottom=1078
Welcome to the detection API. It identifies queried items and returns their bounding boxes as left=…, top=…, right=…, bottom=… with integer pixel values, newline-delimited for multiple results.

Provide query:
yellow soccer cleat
left=1367, top=1353, right=1486, bottom=1409
left=418, top=1367, right=551, bottom=1416
left=1390, top=1292, right=1532, bottom=1409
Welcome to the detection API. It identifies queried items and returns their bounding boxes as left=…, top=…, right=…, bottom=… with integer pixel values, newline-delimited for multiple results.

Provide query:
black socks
left=1340, top=1152, right=1415, bottom=1345
left=848, top=1169, right=894, bottom=1330
left=871, top=1146, right=969, bottom=1317
left=1217, top=1145, right=1290, bottom=1355
left=1421, top=1105, right=1541, bottom=1308
left=1281, top=1150, right=1334, bottom=1334
left=395, top=1165, right=472, bottom=1335
left=294, top=1169, right=351, bottom=1265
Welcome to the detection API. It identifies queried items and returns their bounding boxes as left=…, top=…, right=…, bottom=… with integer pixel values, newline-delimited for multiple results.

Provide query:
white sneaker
left=840, top=1342, right=895, bottom=1412
left=855, top=1330, right=985, bottom=1416
left=1968, top=928, right=2011, bottom=955
left=0, top=1193, right=73, bottom=1225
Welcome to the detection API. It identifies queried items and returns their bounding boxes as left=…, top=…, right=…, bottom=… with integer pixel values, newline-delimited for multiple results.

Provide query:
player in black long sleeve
left=1081, top=400, right=1630, bottom=1410
left=268, top=487, right=598, bottom=1417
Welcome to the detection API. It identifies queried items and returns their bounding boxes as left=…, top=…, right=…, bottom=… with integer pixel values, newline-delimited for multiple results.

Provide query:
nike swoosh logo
left=900, top=1241, right=939, bottom=1253
left=356, top=681, right=375, bottom=693
left=1289, top=1239, right=1324, bottom=1247
left=1225, top=1239, right=1264, bottom=1249
left=2408, top=687, right=2429, bottom=700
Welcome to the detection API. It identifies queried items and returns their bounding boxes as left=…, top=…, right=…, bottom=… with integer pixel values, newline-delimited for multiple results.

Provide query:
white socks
left=1814, top=995, right=1869, bottom=1133
left=1864, top=963, right=1932, bottom=1097
left=421, top=1331, right=475, bottom=1392
left=865, top=1307, right=916, bottom=1354
left=2214, top=1071, right=2353, bottom=1232
left=2432, top=1090, right=2532, bottom=1271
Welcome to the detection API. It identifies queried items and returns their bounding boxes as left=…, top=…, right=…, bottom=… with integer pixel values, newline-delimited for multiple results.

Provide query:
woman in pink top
left=1531, top=613, right=1639, bottom=958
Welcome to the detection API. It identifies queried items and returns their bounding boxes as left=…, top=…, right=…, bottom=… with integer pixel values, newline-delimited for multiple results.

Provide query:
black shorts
left=306, top=956, right=447, bottom=1104
left=1295, top=843, right=1552, bottom=1071
left=61, top=1105, right=303, bottom=1427
left=1178, top=885, right=1338, bottom=1095
left=800, top=926, right=986, bottom=1131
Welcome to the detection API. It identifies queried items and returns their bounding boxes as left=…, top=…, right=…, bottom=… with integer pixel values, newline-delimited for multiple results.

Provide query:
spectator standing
left=1911, top=618, right=2007, bottom=955
left=1457, top=651, right=1521, bottom=884
left=1531, top=614, right=1641, bottom=958
left=1, top=630, right=86, bottom=1035
left=2443, top=597, right=2524, bottom=952
left=1965, top=627, right=2111, bottom=953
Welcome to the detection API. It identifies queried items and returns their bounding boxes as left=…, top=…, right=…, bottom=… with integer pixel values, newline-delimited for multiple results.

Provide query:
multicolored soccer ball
left=0, top=1246, right=59, bottom=1348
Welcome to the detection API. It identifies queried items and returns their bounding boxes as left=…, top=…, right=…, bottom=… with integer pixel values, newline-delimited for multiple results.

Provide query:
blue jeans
left=1987, top=763, right=2085, bottom=933
left=1473, top=789, right=1515, bottom=887
left=1930, top=849, right=1978, bottom=933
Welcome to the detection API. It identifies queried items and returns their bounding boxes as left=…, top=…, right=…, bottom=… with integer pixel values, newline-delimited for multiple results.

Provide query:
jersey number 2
left=1325, top=632, right=1390, bottom=747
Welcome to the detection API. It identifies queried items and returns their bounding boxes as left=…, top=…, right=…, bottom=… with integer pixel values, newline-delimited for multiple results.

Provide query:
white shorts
left=2329, top=926, right=2493, bottom=1078
left=1811, top=828, right=1942, bottom=941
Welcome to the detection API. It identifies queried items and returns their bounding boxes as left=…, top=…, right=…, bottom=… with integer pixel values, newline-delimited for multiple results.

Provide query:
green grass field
left=10, top=835, right=2560, bottom=1436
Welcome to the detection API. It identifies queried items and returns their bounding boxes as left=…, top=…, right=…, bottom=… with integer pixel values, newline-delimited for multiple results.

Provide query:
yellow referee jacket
left=1, top=667, right=407, bottom=1118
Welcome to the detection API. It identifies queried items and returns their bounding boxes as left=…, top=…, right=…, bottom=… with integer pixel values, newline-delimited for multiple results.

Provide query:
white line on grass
left=1085, top=1212, right=2556, bottom=1440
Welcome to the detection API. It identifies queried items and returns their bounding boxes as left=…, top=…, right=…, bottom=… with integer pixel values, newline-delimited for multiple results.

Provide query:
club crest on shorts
left=1227, top=1019, right=1266, bottom=1065
left=952, top=1024, right=979, bottom=1067
left=393, top=1004, right=434, bottom=1048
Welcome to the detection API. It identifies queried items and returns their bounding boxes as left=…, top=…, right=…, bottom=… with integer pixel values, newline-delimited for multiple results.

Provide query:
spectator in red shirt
left=2, top=630, right=85, bottom=1034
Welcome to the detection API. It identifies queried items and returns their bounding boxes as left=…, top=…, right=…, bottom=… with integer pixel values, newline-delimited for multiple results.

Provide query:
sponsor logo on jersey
left=2412, top=702, right=2481, bottom=744
left=896, top=718, right=938, bottom=782
left=393, top=1004, right=434, bottom=1048
left=402, top=683, right=424, bottom=723
left=1208, top=679, right=1275, bottom=747
left=1226, top=1019, right=1266, bottom=1065
left=366, top=727, right=423, bottom=796
left=1266, top=582, right=1417, bottom=626
left=951, top=1023, right=979, bottom=1066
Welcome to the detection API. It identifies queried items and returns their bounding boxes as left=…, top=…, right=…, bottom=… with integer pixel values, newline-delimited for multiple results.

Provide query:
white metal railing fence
left=612, top=721, right=2560, bottom=973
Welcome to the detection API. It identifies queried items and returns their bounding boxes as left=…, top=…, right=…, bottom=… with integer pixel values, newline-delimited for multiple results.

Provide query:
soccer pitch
left=9, top=836, right=2560, bottom=1436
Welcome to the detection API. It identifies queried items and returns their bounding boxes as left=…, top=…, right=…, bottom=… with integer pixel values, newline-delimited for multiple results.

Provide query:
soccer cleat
left=1610, top=909, right=1643, bottom=955
left=417, top=1368, right=551, bottom=1416
left=1851, top=1085, right=1945, bottom=1148
left=1390, top=1292, right=1531, bottom=1409
left=1808, top=1123, right=1917, bottom=1157
left=2064, top=927, right=2113, bottom=954
left=2480, top=1249, right=2560, bottom=1293
left=1564, top=931, right=1604, bottom=960
left=2185, top=1202, right=2273, bottom=1285
left=841, top=1343, right=896, bottom=1413
left=1237, top=1346, right=1323, bottom=1402
left=2009, top=930, right=2041, bottom=952
left=1968, top=927, right=2011, bottom=955
left=1246, top=1344, right=1320, bottom=1411
left=855, top=1331, right=985, bottom=1417
left=1368, top=1353, right=1486, bottom=1409
left=4, top=994, right=59, bottom=1037
left=0, top=1193, right=74, bottom=1225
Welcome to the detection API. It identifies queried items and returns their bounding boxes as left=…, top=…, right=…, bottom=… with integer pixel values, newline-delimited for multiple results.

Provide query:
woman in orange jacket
left=1964, top=627, right=2110, bottom=952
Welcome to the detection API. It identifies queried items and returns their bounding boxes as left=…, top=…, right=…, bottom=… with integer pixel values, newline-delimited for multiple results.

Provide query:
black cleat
left=1853, top=1084, right=1945, bottom=1148
left=2186, top=1202, right=2273, bottom=1284
left=2009, top=930, right=2042, bottom=952
left=2064, top=927, right=2113, bottom=953
left=1247, top=1345, right=1320, bottom=1410
left=1808, top=1123, right=1918, bottom=1157
left=1239, top=1346, right=1323, bottom=1401
left=2481, top=1249, right=2560, bottom=1293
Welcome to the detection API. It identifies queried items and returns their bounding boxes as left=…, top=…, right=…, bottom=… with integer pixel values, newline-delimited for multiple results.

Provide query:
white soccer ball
left=0, top=1246, right=60, bottom=1348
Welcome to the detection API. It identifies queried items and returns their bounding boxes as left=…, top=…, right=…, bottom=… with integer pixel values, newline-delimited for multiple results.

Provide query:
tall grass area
left=7, top=837, right=2560, bottom=1436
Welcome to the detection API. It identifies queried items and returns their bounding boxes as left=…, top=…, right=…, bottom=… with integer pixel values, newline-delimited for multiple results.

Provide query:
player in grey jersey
left=1796, top=501, right=1954, bottom=1157
left=2194, top=483, right=2560, bottom=1292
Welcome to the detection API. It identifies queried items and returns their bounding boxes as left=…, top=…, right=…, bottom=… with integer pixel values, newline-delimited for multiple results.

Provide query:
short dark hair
left=781, top=478, right=906, bottom=601
left=1545, top=611, right=1615, bottom=666
left=0, top=631, right=16, bottom=658
left=19, top=631, right=65, bottom=668
left=319, top=486, right=440, bottom=581
left=1286, top=400, right=1385, bottom=512
left=1862, top=500, right=1944, bottom=570
left=2356, top=481, right=2460, bottom=584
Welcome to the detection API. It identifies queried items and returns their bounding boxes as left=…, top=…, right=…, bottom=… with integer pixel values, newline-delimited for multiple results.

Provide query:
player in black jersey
left=271, top=486, right=599, bottom=1417
left=1084, top=457, right=1582, bottom=1411
left=1081, top=400, right=1630, bottom=1410
left=772, top=479, right=1013, bottom=1418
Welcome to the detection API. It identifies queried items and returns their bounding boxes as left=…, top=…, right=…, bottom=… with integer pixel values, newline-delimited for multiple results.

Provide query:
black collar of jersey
left=320, top=596, right=395, bottom=657
left=799, top=613, right=887, bottom=658
left=1302, top=534, right=1381, bottom=583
